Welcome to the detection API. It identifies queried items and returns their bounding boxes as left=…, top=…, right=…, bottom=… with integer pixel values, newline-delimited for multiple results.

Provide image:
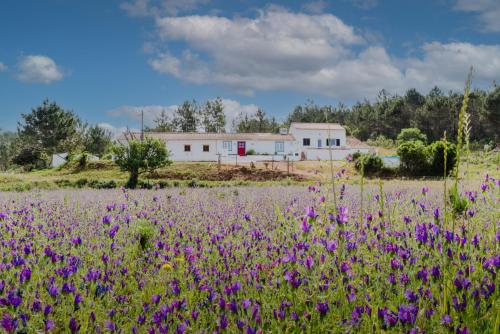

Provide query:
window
left=223, top=141, right=232, bottom=151
left=317, top=139, right=322, bottom=148
left=303, top=138, right=310, bottom=146
left=184, top=145, right=191, bottom=152
left=326, top=138, right=339, bottom=147
left=275, top=141, right=284, bottom=153
left=203, top=145, right=210, bottom=152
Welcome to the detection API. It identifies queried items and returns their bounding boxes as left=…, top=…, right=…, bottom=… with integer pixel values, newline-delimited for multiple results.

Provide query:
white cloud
left=107, top=99, right=258, bottom=132
left=144, top=7, right=500, bottom=100
left=455, top=0, right=500, bottom=32
left=404, top=42, right=500, bottom=92
left=107, top=105, right=178, bottom=128
left=302, top=1, right=328, bottom=14
left=17, top=55, right=64, bottom=84
left=0, top=62, right=6, bottom=72
left=121, top=0, right=209, bottom=17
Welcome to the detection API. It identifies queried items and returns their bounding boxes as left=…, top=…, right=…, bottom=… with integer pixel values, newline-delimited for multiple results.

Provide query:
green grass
left=1, top=150, right=497, bottom=191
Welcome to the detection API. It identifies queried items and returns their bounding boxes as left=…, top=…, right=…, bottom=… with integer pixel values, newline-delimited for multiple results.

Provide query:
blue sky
left=1, top=0, right=499, bottom=133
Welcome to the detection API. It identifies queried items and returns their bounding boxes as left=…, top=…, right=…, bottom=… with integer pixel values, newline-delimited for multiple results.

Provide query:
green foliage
left=245, top=149, right=256, bottom=155
left=427, top=140, right=457, bottom=176
left=17, top=99, right=81, bottom=157
left=201, top=97, right=226, bottom=133
left=112, top=138, right=171, bottom=188
left=449, top=184, right=468, bottom=216
left=234, top=108, right=280, bottom=133
left=354, top=153, right=383, bottom=175
left=173, top=100, right=199, bottom=132
left=397, top=140, right=428, bottom=175
left=366, top=135, right=394, bottom=148
left=0, top=130, right=18, bottom=171
left=136, top=219, right=155, bottom=251
left=396, top=128, right=428, bottom=145
left=83, top=125, right=112, bottom=157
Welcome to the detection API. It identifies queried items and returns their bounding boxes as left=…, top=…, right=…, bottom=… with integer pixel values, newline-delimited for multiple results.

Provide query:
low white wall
left=301, top=148, right=373, bottom=160
left=220, top=154, right=299, bottom=163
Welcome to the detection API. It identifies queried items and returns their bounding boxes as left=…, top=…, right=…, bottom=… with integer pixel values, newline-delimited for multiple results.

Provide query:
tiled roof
left=290, top=122, right=345, bottom=130
left=121, top=132, right=296, bottom=141
left=346, top=136, right=372, bottom=149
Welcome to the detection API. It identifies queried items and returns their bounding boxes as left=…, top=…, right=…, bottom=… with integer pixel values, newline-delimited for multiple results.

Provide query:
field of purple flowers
left=0, top=177, right=498, bottom=333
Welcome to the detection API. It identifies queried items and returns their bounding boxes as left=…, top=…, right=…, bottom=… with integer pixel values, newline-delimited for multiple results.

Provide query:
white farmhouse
left=120, top=123, right=372, bottom=162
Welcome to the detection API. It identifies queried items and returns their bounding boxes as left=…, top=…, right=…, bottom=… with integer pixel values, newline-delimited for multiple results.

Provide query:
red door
left=237, top=141, right=246, bottom=156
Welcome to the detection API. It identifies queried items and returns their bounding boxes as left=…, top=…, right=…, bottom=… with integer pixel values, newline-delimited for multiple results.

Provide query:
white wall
left=290, top=127, right=347, bottom=148
left=167, top=140, right=219, bottom=161
left=302, top=148, right=373, bottom=160
left=165, top=139, right=297, bottom=162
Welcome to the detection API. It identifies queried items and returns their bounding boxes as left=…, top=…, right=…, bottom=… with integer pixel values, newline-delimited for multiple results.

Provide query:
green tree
left=150, top=109, right=175, bottom=132
left=0, top=130, right=18, bottom=171
left=173, top=100, right=198, bottom=132
left=396, top=128, right=428, bottom=145
left=84, top=125, right=113, bottom=157
left=201, top=97, right=226, bottom=133
left=484, top=86, right=500, bottom=141
left=427, top=140, right=457, bottom=176
left=397, top=140, right=428, bottom=175
left=112, top=138, right=171, bottom=188
left=16, top=99, right=81, bottom=167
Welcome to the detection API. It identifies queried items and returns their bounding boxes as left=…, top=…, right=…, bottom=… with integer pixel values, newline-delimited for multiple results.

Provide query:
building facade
left=121, top=123, right=372, bottom=162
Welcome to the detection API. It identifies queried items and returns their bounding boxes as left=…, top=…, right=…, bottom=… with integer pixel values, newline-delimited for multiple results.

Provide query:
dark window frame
left=184, top=145, right=191, bottom=152
left=303, top=138, right=310, bottom=146
left=203, top=145, right=210, bottom=152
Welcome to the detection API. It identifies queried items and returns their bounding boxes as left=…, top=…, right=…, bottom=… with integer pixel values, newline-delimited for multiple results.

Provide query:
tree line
left=286, top=86, right=499, bottom=143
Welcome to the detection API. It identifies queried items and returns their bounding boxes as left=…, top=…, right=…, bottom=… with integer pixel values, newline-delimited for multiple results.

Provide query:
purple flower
left=397, top=304, right=418, bottom=324
left=440, top=314, right=452, bottom=325
left=48, top=284, right=59, bottom=297
left=152, top=294, right=161, bottom=304
left=316, top=301, right=329, bottom=316
left=305, top=255, right=314, bottom=269
left=20, top=267, right=31, bottom=284
left=1, top=313, right=17, bottom=333
left=45, top=319, right=55, bottom=332
left=69, top=317, right=80, bottom=333
left=336, top=206, right=349, bottom=225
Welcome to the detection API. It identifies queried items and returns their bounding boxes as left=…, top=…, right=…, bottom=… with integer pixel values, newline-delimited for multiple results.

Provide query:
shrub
left=351, top=151, right=362, bottom=161
left=397, top=128, right=427, bottom=145
left=354, top=153, right=383, bottom=175
left=367, top=135, right=394, bottom=148
left=88, top=180, right=117, bottom=189
left=75, top=178, right=88, bottom=188
left=397, top=140, right=428, bottom=175
left=246, top=149, right=256, bottom=156
left=427, top=140, right=457, bottom=176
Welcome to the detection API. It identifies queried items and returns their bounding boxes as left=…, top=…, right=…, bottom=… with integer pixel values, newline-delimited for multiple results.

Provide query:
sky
left=1, top=0, right=499, bottom=133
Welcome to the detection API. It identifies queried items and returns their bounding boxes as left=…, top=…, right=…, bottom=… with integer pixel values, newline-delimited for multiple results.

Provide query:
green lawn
left=0, top=149, right=497, bottom=191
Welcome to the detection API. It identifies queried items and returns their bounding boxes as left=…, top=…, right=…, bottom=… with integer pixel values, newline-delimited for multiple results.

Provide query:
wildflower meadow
left=0, top=176, right=498, bottom=333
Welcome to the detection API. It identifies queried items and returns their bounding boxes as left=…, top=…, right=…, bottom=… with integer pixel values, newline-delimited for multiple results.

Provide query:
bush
left=367, top=135, right=394, bottom=148
left=88, top=180, right=117, bottom=189
left=427, top=140, right=457, bottom=176
left=75, top=178, right=88, bottom=188
left=246, top=149, right=256, bottom=156
left=354, top=153, right=383, bottom=175
left=397, top=140, right=428, bottom=175
left=397, top=128, right=427, bottom=145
